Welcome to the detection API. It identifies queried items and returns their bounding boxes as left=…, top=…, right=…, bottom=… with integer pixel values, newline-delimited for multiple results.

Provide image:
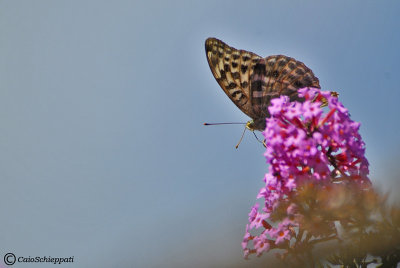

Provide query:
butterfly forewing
left=205, top=38, right=320, bottom=130
left=205, top=38, right=262, bottom=121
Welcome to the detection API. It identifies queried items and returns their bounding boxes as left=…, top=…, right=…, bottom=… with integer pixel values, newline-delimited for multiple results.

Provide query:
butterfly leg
left=252, top=131, right=266, bottom=148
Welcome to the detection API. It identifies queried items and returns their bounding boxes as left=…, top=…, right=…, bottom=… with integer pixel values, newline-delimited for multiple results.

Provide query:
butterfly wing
left=250, top=55, right=320, bottom=122
left=205, top=38, right=262, bottom=120
left=205, top=38, right=320, bottom=130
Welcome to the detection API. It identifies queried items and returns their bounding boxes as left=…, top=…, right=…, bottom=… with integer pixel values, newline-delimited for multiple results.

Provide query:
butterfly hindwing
left=205, top=38, right=320, bottom=130
left=250, top=55, right=321, bottom=120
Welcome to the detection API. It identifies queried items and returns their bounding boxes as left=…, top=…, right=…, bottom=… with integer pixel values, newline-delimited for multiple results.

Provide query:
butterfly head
left=246, top=118, right=266, bottom=132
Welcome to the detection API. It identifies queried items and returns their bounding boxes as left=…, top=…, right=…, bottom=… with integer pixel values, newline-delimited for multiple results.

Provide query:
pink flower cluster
left=242, top=87, right=371, bottom=258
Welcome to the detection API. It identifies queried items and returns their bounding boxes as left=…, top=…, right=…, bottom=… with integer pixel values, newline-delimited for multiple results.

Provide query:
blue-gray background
left=1, top=1, right=399, bottom=267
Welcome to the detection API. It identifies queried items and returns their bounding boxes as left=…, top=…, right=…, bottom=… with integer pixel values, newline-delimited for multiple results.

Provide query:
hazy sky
left=1, top=1, right=399, bottom=267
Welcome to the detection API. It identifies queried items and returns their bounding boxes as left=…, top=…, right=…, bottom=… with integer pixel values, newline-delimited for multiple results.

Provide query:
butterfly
left=205, top=37, right=320, bottom=131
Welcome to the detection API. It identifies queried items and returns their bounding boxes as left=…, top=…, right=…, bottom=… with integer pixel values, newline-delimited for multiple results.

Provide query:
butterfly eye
left=246, top=120, right=255, bottom=130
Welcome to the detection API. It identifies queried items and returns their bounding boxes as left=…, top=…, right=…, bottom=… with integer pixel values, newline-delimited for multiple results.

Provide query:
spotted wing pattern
left=205, top=37, right=320, bottom=130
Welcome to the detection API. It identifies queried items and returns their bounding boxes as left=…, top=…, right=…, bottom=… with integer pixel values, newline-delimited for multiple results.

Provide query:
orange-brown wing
left=205, top=37, right=262, bottom=120
left=205, top=38, right=320, bottom=131
left=250, top=55, right=320, bottom=121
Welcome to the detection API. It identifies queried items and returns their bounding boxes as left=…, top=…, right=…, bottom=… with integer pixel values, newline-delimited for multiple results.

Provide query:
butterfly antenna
left=204, top=122, right=246, bottom=126
left=253, top=132, right=267, bottom=148
left=235, top=127, right=247, bottom=149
